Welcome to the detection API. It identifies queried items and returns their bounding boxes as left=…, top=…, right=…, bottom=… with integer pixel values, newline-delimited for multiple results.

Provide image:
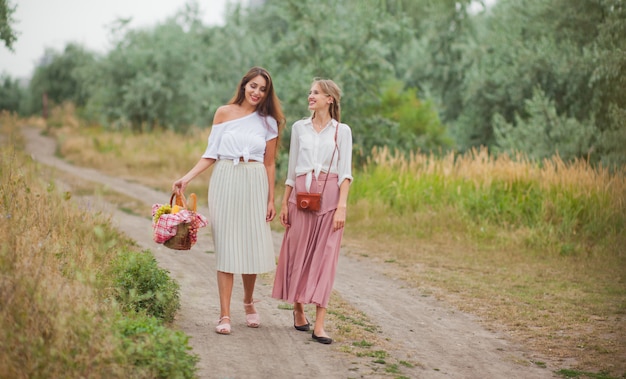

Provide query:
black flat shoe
left=293, top=311, right=310, bottom=332
left=312, top=332, right=333, bottom=344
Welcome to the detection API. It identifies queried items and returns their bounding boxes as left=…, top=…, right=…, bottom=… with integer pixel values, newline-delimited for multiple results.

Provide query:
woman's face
left=308, top=83, right=332, bottom=112
left=244, top=75, right=268, bottom=107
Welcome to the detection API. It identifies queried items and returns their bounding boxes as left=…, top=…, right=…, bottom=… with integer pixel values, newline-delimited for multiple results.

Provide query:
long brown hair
left=312, top=78, right=342, bottom=123
left=230, top=66, right=286, bottom=134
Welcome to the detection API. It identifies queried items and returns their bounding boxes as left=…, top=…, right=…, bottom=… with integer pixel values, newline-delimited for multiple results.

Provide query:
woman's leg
left=312, top=306, right=332, bottom=343
left=242, top=274, right=260, bottom=327
left=217, top=271, right=234, bottom=321
left=242, top=274, right=257, bottom=304
left=215, top=270, right=234, bottom=334
left=294, top=302, right=308, bottom=326
left=313, top=306, right=328, bottom=337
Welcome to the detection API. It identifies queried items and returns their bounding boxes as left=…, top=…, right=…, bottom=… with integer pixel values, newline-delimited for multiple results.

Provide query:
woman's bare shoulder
left=213, top=104, right=239, bottom=124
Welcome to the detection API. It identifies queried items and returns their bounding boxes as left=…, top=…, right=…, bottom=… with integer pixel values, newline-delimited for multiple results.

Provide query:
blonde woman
left=272, top=79, right=353, bottom=344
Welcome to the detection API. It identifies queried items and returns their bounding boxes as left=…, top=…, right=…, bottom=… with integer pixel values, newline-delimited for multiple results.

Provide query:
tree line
left=1, top=0, right=624, bottom=167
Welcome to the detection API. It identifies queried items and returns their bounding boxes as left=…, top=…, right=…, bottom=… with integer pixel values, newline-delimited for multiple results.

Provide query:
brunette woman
left=173, top=67, right=285, bottom=334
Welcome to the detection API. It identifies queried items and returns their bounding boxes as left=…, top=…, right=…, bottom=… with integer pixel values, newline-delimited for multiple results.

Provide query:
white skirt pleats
left=208, top=160, right=275, bottom=274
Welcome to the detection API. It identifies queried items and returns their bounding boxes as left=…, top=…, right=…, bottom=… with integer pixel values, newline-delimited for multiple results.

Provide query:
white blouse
left=285, top=117, right=353, bottom=192
left=202, top=112, right=278, bottom=164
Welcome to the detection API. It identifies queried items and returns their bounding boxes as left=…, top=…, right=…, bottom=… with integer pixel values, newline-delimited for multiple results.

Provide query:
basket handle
left=169, top=192, right=197, bottom=211
left=170, top=192, right=187, bottom=208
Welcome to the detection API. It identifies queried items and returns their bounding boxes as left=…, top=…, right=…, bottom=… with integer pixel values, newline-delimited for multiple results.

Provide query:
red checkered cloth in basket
left=152, top=204, right=208, bottom=244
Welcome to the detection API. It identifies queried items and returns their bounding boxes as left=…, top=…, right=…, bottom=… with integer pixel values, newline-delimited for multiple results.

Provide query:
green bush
left=115, top=315, right=198, bottom=379
left=111, top=250, right=180, bottom=323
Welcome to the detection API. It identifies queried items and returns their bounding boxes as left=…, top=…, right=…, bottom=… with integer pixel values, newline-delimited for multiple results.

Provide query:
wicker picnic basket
left=164, top=192, right=198, bottom=250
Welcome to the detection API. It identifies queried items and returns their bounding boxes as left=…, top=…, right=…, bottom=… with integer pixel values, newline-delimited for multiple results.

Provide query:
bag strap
left=318, top=122, right=339, bottom=195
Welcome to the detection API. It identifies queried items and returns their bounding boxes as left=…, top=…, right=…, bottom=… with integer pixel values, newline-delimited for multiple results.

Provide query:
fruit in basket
left=188, top=216, right=200, bottom=243
left=153, top=204, right=172, bottom=223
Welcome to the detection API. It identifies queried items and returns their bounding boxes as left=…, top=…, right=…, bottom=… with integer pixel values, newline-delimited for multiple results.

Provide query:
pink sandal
left=215, top=316, right=231, bottom=335
left=244, top=300, right=260, bottom=328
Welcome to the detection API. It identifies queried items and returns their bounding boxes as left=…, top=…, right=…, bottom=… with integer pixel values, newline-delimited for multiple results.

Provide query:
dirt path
left=23, top=126, right=557, bottom=379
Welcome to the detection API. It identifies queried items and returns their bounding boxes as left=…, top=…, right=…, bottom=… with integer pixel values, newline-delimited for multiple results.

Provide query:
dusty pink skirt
left=272, top=173, right=344, bottom=308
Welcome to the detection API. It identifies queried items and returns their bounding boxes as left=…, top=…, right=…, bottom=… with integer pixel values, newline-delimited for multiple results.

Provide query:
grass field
left=5, top=105, right=626, bottom=378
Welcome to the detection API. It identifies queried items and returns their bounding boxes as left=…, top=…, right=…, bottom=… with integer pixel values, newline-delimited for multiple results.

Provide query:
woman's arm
left=279, top=184, right=293, bottom=228
left=280, top=122, right=301, bottom=228
left=172, top=157, right=215, bottom=195
left=264, top=137, right=278, bottom=222
left=332, top=123, right=353, bottom=231
left=336, top=123, right=353, bottom=186
left=332, top=178, right=351, bottom=231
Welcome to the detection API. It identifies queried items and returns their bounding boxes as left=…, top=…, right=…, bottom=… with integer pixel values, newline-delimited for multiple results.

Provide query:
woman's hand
left=279, top=204, right=290, bottom=228
left=332, top=205, right=346, bottom=231
left=266, top=201, right=276, bottom=222
left=172, top=178, right=187, bottom=195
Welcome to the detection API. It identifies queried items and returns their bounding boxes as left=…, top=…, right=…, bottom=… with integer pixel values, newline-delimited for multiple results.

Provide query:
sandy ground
left=23, top=126, right=558, bottom=379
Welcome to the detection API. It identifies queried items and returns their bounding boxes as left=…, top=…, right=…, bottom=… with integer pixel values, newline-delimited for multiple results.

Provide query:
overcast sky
left=0, top=0, right=232, bottom=79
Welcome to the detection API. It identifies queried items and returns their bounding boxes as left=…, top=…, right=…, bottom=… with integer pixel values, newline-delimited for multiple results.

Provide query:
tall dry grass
left=1, top=113, right=134, bottom=378
left=352, top=146, right=625, bottom=255
left=46, top=103, right=212, bottom=196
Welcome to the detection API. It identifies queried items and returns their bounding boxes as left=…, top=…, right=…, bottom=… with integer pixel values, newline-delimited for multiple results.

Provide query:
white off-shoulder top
left=202, top=112, right=278, bottom=164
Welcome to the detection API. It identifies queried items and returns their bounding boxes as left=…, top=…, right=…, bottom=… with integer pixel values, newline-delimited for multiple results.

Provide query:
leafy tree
left=597, top=105, right=626, bottom=169
left=494, top=88, right=597, bottom=161
left=27, top=44, right=96, bottom=114
left=406, top=0, right=477, bottom=124
left=373, top=80, right=453, bottom=153
left=248, top=1, right=389, bottom=103
left=589, top=0, right=626, bottom=168
left=18, top=0, right=622, bottom=166
left=36, top=0, right=458, bottom=158
left=0, top=73, right=22, bottom=112
left=0, top=0, right=18, bottom=50
left=454, top=0, right=622, bottom=167
left=245, top=0, right=421, bottom=157
left=85, top=9, right=215, bottom=132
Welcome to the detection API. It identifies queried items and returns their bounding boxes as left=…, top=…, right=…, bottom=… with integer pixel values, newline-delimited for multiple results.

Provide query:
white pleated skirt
left=208, top=159, right=275, bottom=274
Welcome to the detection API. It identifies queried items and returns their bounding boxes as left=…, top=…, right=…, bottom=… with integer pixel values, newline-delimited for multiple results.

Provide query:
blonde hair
left=312, top=78, right=342, bottom=123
